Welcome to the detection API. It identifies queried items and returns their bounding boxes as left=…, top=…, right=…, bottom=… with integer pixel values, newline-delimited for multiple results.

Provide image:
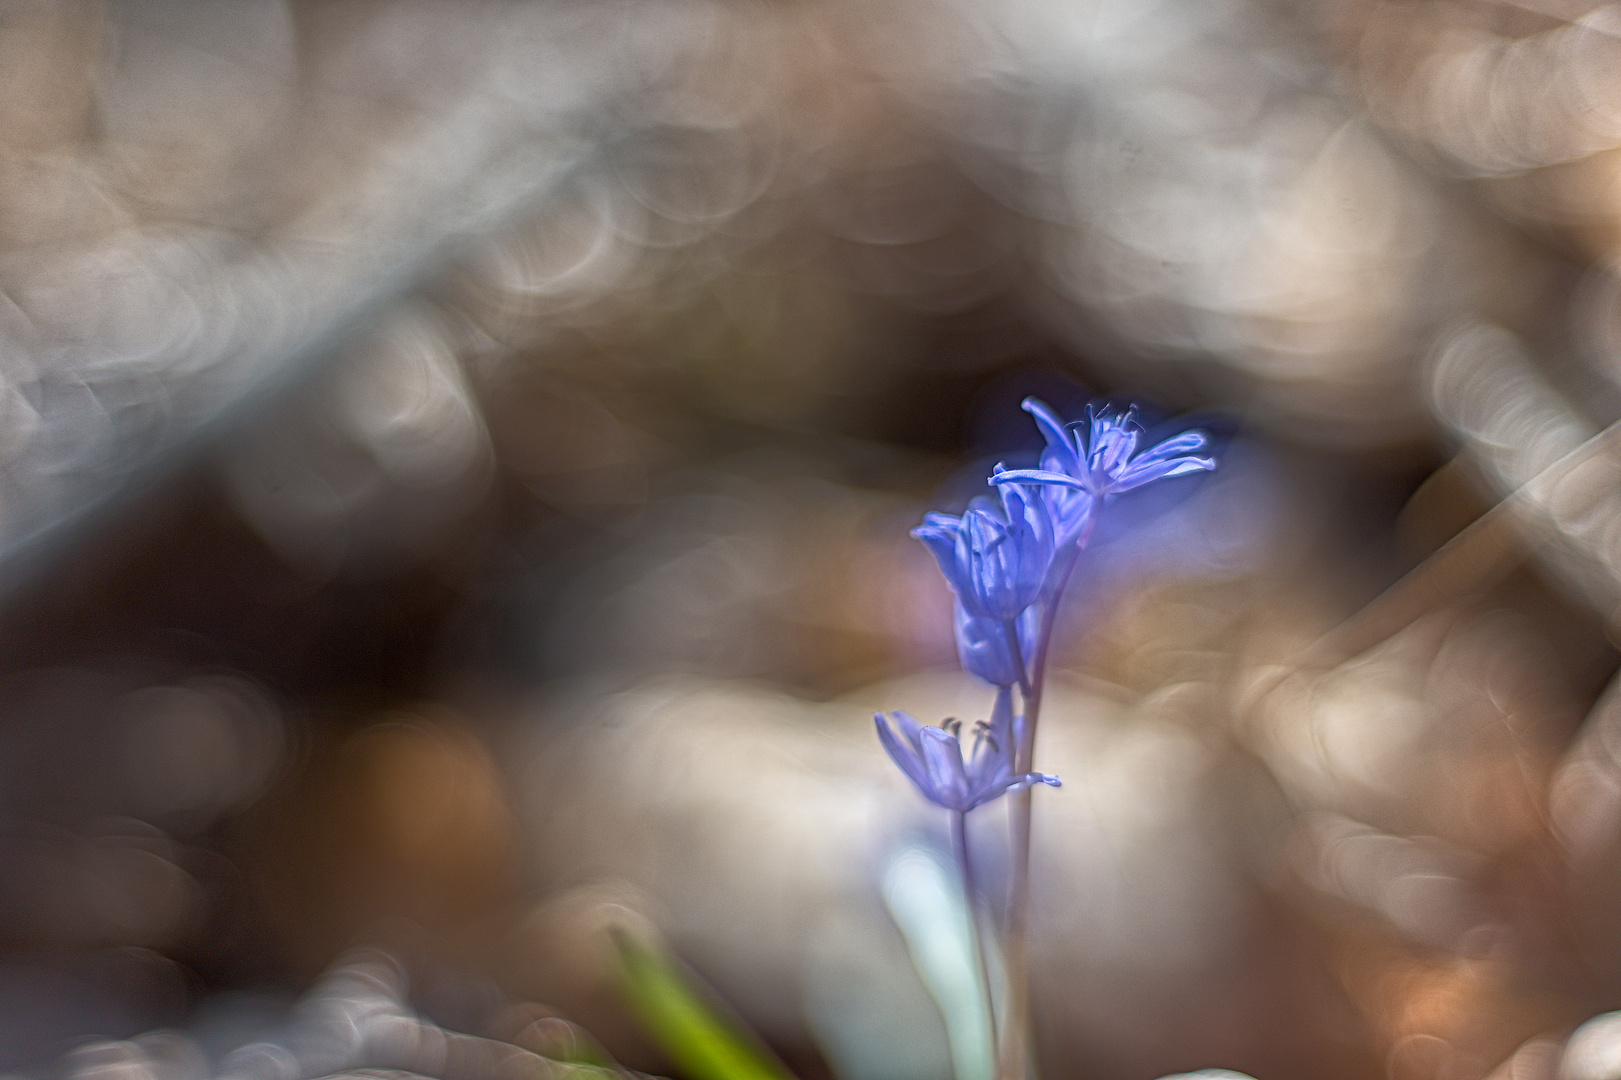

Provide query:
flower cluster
left=890, top=397, right=1217, bottom=711
left=872, top=396, right=1217, bottom=1080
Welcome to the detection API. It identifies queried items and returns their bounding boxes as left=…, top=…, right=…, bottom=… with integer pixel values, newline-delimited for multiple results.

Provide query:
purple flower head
left=993, top=398, right=1216, bottom=513
left=912, top=475, right=1056, bottom=622
left=875, top=689, right=1061, bottom=813
left=955, top=601, right=1037, bottom=688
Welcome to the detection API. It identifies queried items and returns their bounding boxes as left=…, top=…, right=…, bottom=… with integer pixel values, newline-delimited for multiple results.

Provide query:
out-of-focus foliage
left=614, top=929, right=795, bottom=1080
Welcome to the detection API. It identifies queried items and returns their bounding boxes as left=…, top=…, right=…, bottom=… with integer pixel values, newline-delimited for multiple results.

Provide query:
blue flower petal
left=1127, top=429, right=1211, bottom=467
left=911, top=517, right=963, bottom=575
left=919, top=726, right=971, bottom=807
left=1112, top=455, right=1216, bottom=492
left=876, top=712, right=934, bottom=793
left=1005, top=771, right=1063, bottom=794
left=963, top=689, right=1017, bottom=803
left=1022, top=397, right=1082, bottom=475
left=988, top=468, right=1089, bottom=489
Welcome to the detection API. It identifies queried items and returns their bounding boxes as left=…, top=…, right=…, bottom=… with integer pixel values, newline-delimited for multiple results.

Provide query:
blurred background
left=6, top=1, right=1621, bottom=1078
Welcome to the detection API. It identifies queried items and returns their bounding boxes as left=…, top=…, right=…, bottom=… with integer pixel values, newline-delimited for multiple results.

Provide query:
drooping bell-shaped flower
left=994, top=398, right=1215, bottom=511
left=875, top=688, right=1061, bottom=813
left=912, top=475, right=1056, bottom=622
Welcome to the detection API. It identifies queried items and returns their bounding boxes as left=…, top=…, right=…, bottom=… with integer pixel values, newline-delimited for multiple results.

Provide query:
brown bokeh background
left=3, top=2, right=1621, bottom=1079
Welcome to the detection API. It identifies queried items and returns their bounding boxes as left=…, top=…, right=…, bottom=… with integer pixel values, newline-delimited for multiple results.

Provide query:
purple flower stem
left=996, top=508, right=1096, bottom=1080
left=951, top=807, right=998, bottom=1057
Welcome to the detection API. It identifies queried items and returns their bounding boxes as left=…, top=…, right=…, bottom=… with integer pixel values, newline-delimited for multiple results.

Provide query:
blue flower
left=954, top=601, right=1037, bottom=688
left=912, top=475, right=1056, bottom=622
left=875, top=689, right=1061, bottom=813
left=994, top=399, right=1215, bottom=510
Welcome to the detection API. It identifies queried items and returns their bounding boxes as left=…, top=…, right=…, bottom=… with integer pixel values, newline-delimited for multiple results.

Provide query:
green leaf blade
left=612, top=927, right=798, bottom=1080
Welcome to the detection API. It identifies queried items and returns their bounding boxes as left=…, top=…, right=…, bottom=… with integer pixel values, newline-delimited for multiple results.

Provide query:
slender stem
left=997, top=616, right=1037, bottom=1080
left=952, top=808, right=998, bottom=1070
left=998, top=787, right=1033, bottom=1080
left=1002, top=619, right=1034, bottom=702
left=1025, top=509, right=1097, bottom=746
left=997, top=504, right=1099, bottom=1080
